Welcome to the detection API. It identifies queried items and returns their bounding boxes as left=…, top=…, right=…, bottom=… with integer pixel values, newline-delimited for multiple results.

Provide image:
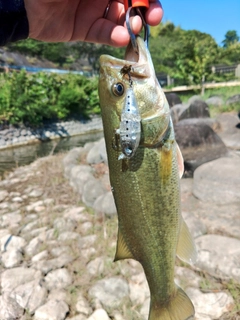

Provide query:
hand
left=24, top=0, right=163, bottom=46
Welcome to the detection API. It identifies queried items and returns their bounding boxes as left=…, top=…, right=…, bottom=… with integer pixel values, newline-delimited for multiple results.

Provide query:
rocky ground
left=0, top=132, right=240, bottom=320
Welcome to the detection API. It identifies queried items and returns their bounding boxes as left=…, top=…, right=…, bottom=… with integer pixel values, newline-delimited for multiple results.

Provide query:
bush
left=0, top=70, right=100, bottom=126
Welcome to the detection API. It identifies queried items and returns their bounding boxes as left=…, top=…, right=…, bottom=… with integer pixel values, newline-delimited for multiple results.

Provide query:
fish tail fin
left=149, top=285, right=194, bottom=320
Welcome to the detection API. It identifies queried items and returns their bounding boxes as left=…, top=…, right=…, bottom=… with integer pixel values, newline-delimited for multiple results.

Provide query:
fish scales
left=98, top=36, right=197, bottom=320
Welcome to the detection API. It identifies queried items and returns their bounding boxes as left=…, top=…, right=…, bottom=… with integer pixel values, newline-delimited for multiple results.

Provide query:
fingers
left=145, top=0, right=163, bottom=26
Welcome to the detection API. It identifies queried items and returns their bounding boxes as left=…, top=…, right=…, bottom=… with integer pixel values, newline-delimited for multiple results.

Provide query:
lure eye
left=112, top=82, right=124, bottom=96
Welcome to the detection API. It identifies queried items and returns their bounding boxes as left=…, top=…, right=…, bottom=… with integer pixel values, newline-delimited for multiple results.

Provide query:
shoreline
left=0, top=116, right=103, bottom=151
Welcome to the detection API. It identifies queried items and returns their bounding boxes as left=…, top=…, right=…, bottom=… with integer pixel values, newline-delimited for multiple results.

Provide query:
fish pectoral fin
left=114, top=229, right=134, bottom=261
left=176, top=143, right=184, bottom=178
left=176, top=219, right=197, bottom=265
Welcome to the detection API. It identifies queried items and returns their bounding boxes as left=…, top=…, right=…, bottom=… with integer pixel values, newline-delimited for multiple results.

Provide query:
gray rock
left=193, top=157, right=240, bottom=204
left=88, top=277, right=129, bottom=308
left=53, top=217, right=76, bottom=233
left=10, top=279, right=47, bottom=314
left=216, top=112, right=239, bottom=134
left=93, top=192, right=117, bottom=217
left=50, top=246, right=70, bottom=257
left=175, top=119, right=228, bottom=173
left=205, top=96, right=224, bottom=107
left=1, top=267, right=42, bottom=292
left=186, top=287, right=234, bottom=319
left=63, top=206, right=87, bottom=222
left=48, top=289, right=68, bottom=302
left=80, top=235, right=97, bottom=249
left=82, top=178, right=105, bottom=207
left=86, top=138, right=108, bottom=165
left=188, top=95, right=202, bottom=104
left=29, top=189, right=43, bottom=198
left=58, top=231, right=81, bottom=242
left=0, top=294, right=24, bottom=320
left=44, top=268, right=72, bottom=290
left=195, top=234, right=240, bottom=281
left=34, top=299, right=69, bottom=320
left=165, top=92, right=182, bottom=107
left=69, top=165, right=94, bottom=194
left=179, top=99, right=210, bottom=120
left=170, top=104, right=188, bottom=124
left=63, top=147, right=86, bottom=177
left=182, top=212, right=207, bottom=239
left=226, top=94, right=240, bottom=105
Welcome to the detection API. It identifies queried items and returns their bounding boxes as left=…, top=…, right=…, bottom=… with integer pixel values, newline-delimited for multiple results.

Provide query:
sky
left=161, top=0, right=240, bottom=46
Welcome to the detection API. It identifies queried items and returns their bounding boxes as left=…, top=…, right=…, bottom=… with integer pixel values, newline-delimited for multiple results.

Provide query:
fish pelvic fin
left=149, top=285, right=194, bottom=320
left=114, top=229, right=134, bottom=261
left=176, top=219, right=198, bottom=265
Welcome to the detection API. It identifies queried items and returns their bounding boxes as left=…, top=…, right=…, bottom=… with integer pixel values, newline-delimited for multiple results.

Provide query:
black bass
left=98, top=36, right=197, bottom=320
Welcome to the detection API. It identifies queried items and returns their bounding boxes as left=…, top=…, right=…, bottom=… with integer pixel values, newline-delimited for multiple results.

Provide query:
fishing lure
left=117, top=66, right=141, bottom=160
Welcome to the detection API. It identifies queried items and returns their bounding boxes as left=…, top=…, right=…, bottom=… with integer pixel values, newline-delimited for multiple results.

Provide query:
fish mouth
left=99, top=36, right=152, bottom=77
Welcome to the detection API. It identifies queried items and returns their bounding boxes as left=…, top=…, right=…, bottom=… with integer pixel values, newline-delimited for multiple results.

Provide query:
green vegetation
left=0, top=70, right=99, bottom=126
left=2, top=23, right=239, bottom=126
left=150, top=22, right=240, bottom=88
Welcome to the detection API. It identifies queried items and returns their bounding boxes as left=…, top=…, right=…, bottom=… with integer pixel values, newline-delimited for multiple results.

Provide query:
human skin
left=24, top=0, right=163, bottom=46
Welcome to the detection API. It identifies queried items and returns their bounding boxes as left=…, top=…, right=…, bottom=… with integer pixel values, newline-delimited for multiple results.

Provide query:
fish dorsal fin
left=114, top=229, right=134, bottom=261
left=176, top=143, right=184, bottom=178
left=176, top=219, right=197, bottom=265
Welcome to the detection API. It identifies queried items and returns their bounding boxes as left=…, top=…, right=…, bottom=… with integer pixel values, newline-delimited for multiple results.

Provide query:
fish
left=98, top=36, right=197, bottom=320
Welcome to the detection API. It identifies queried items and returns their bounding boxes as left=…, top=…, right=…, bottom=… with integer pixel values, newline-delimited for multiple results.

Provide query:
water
left=0, top=131, right=103, bottom=175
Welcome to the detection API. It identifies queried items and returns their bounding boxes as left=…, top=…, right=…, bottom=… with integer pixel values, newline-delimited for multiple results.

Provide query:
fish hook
left=125, top=6, right=150, bottom=54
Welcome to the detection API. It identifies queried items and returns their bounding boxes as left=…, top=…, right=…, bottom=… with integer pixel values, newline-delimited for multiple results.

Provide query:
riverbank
left=0, top=139, right=239, bottom=320
left=0, top=116, right=103, bottom=150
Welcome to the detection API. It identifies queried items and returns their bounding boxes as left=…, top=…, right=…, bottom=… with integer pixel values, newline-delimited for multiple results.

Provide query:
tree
left=222, top=30, right=239, bottom=48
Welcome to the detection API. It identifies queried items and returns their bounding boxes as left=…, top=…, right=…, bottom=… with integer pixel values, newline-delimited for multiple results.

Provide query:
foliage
left=222, top=30, right=240, bottom=48
left=0, top=70, right=99, bottom=126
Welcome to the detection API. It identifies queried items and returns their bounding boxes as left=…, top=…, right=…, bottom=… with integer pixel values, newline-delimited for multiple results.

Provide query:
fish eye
left=112, top=82, right=124, bottom=97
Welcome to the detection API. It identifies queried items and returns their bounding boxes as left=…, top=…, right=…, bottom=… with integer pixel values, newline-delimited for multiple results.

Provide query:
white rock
left=88, top=277, right=129, bottom=308
left=129, top=272, right=150, bottom=304
left=81, top=248, right=96, bottom=260
left=87, top=309, right=110, bottom=320
left=44, top=268, right=72, bottom=290
left=32, top=250, right=49, bottom=262
left=196, top=234, right=240, bottom=281
left=2, top=249, right=23, bottom=268
left=11, top=196, right=23, bottom=203
left=32, top=254, right=74, bottom=274
left=48, top=289, right=68, bottom=302
left=0, top=190, right=8, bottom=202
left=29, top=189, right=43, bottom=198
left=50, top=246, right=70, bottom=257
left=87, top=257, right=105, bottom=276
left=34, top=299, right=69, bottom=320
left=1, top=267, right=42, bottom=293
left=24, top=236, right=43, bottom=257
left=79, top=221, right=93, bottom=235
left=186, top=287, right=234, bottom=319
left=53, top=217, right=76, bottom=233
left=0, top=294, right=24, bottom=320
left=75, top=293, right=92, bottom=316
left=0, top=234, right=26, bottom=252
left=63, top=207, right=88, bottom=221
left=0, top=211, right=22, bottom=228
left=81, top=235, right=97, bottom=249
left=10, top=279, right=47, bottom=313
left=58, top=231, right=81, bottom=242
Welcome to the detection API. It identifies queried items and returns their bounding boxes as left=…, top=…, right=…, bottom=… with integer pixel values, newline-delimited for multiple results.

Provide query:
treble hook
left=126, top=6, right=150, bottom=54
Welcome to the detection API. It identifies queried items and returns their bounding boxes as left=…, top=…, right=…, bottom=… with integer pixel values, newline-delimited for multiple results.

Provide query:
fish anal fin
left=176, top=219, right=197, bottom=265
left=176, top=143, right=184, bottom=178
left=114, top=229, right=134, bottom=262
left=149, top=284, right=194, bottom=320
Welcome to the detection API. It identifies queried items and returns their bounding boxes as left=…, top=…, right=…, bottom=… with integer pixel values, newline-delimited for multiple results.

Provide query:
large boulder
left=193, top=157, right=240, bottom=204
left=165, top=92, right=182, bottom=107
left=205, top=95, right=224, bottom=107
left=216, top=112, right=240, bottom=150
left=170, top=104, right=188, bottom=125
left=175, top=119, right=228, bottom=173
left=226, top=94, right=240, bottom=106
left=179, top=99, right=210, bottom=120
